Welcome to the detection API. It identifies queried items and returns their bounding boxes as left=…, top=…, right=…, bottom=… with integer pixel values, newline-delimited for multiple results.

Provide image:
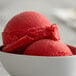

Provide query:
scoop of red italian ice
left=24, top=39, right=73, bottom=56
left=2, top=11, right=51, bottom=46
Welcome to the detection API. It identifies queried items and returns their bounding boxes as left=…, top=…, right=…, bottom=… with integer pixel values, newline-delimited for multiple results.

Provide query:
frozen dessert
left=2, top=11, right=73, bottom=56
left=24, top=39, right=72, bottom=56
left=2, top=11, right=51, bottom=46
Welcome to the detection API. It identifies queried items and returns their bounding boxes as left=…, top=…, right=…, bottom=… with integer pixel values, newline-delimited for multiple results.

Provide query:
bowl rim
left=0, top=51, right=76, bottom=59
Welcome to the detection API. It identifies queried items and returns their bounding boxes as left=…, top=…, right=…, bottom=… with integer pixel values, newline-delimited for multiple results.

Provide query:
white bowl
left=0, top=50, right=76, bottom=76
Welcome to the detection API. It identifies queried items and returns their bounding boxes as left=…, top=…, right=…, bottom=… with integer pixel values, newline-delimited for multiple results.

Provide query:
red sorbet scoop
left=2, top=11, right=51, bottom=46
left=24, top=39, right=73, bottom=56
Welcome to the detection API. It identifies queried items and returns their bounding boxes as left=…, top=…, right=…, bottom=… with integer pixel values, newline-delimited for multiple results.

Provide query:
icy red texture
left=2, top=11, right=51, bottom=46
left=24, top=39, right=73, bottom=56
left=2, top=11, right=73, bottom=56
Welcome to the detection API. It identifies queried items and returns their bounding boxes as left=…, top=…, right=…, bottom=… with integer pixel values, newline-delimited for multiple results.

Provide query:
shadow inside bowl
left=0, top=46, right=3, bottom=51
